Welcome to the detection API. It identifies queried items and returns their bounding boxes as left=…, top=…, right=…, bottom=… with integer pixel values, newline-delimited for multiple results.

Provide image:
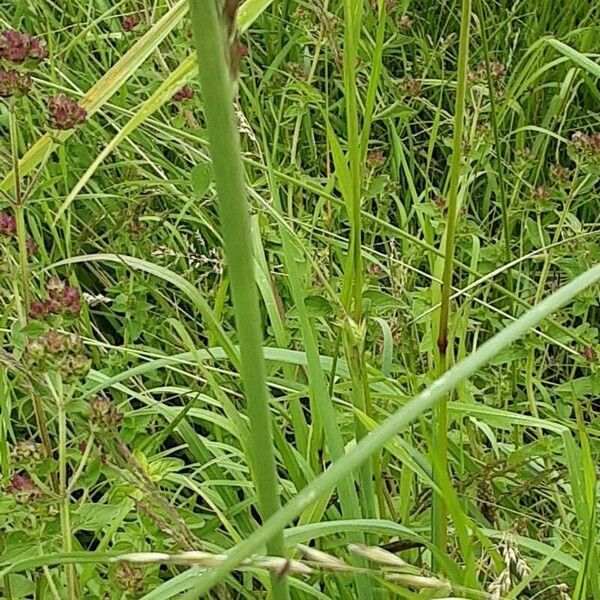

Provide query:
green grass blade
left=174, top=265, right=600, bottom=598
left=187, top=1, right=288, bottom=598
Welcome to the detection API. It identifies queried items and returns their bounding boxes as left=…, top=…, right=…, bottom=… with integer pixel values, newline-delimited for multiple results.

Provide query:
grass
left=1, top=1, right=599, bottom=599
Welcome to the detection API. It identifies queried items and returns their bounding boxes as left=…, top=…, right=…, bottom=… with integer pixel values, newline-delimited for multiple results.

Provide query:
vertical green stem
left=47, top=377, right=77, bottom=599
left=339, top=0, right=381, bottom=522
left=343, top=0, right=364, bottom=320
left=59, top=406, right=77, bottom=599
left=474, top=0, right=510, bottom=263
left=433, top=0, right=472, bottom=558
left=8, top=110, right=30, bottom=315
left=9, top=106, right=57, bottom=491
left=187, top=2, right=288, bottom=598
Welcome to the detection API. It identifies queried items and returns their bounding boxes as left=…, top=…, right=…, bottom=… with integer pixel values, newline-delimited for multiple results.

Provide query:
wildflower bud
left=468, top=61, right=506, bottom=84
left=0, top=66, right=32, bottom=97
left=11, top=439, right=42, bottom=464
left=65, top=332, right=83, bottom=353
left=433, top=194, right=445, bottom=208
left=532, top=186, right=549, bottom=201
left=48, top=93, right=88, bottom=130
left=551, top=164, right=569, bottom=184
left=571, top=131, right=589, bottom=151
left=114, top=561, right=145, bottom=595
left=60, top=353, right=91, bottom=381
left=367, top=149, right=385, bottom=167
left=62, top=286, right=81, bottom=315
left=46, top=276, right=63, bottom=293
left=569, top=131, right=600, bottom=168
left=41, top=330, right=66, bottom=354
left=90, top=395, right=124, bottom=429
left=400, top=78, right=422, bottom=97
left=0, top=29, right=47, bottom=64
left=28, top=301, right=48, bottom=320
left=581, top=346, right=597, bottom=363
left=490, top=61, right=506, bottom=79
left=7, top=473, right=43, bottom=503
left=122, top=15, right=141, bottom=32
left=398, top=14, right=413, bottom=29
left=44, top=297, right=62, bottom=314
left=172, top=85, right=194, bottom=103
left=0, top=211, right=17, bottom=236
left=25, top=339, right=45, bottom=361
left=26, top=237, right=38, bottom=254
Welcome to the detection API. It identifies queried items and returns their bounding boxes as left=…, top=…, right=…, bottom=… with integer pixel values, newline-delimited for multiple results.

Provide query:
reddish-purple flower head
left=122, top=15, right=141, bottom=32
left=0, top=211, right=17, bottom=236
left=0, top=66, right=31, bottom=97
left=48, top=93, right=87, bottom=130
left=7, top=473, right=43, bottom=503
left=62, top=286, right=81, bottom=315
left=173, top=85, right=194, bottom=103
left=0, top=29, right=47, bottom=64
left=28, top=301, right=47, bottom=320
left=26, top=237, right=38, bottom=254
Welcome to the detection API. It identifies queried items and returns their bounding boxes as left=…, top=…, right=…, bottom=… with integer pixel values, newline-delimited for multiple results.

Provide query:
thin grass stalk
left=251, top=65, right=374, bottom=597
left=177, top=264, right=600, bottom=599
left=474, top=0, right=510, bottom=263
left=8, top=110, right=30, bottom=317
left=271, top=178, right=374, bottom=600
left=46, top=377, right=77, bottom=599
left=186, top=1, right=288, bottom=598
left=433, top=0, right=472, bottom=558
left=340, top=0, right=380, bottom=522
left=8, top=109, right=57, bottom=489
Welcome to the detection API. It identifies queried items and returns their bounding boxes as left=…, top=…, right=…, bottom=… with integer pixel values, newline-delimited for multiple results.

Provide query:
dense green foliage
left=0, top=0, right=599, bottom=598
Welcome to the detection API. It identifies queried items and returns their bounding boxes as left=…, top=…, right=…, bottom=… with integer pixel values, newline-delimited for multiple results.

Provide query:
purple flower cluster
left=0, top=211, right=17, bottom=236
left=7, top=473, right=43, bottom=503
left=122, top=15, right=141, bottom=32
left=0, top=65, right=31, bottom=97
left=1, top=29, right=88, bottom=130
left=172, top=85, right=194, bottom=103
left=28, top=276, right=82, bottom=320
left=25, top=330, right=91, bottom=381
left=48, top=93, right=88, bottom=130
left=0, top=29, right=46, bottom=101
left=0, top=29, right=47, bottom=64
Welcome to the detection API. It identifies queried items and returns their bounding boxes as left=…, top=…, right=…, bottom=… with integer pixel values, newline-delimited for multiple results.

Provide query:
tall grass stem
left=187, top=1, right=288, bottom=597
left=433, top=0, right=472, bottom=558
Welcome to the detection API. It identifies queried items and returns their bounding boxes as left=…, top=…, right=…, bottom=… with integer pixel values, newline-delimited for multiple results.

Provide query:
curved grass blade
left=172, top=263, right=600, bottom=598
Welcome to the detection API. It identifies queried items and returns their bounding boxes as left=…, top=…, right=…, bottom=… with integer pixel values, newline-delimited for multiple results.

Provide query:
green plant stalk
left=187, top=1, right=288, bottom=598
left=341, top=0, right=364, bottom=319
left=250, top=84, right=374, bottom=595
left=433, top=0, right=472, bottom=557
left=474, top=0, right=510, bottom=263
left=59, top=410, right=77, bottom=599
left=49, top=378, right=77, bottom=600
left=8, top=110, right=30, bottom=316
left=271, top=178, right=373, bottom=599
left=340, top=0, right=380, bottom=521
left=9, top=109, right=57, bottom=492
left=176, top=264, right=600, bottom=599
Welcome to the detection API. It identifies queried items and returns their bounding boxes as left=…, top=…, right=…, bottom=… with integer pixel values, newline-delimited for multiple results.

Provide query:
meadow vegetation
left=0, top=0, right=599, bottom=598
